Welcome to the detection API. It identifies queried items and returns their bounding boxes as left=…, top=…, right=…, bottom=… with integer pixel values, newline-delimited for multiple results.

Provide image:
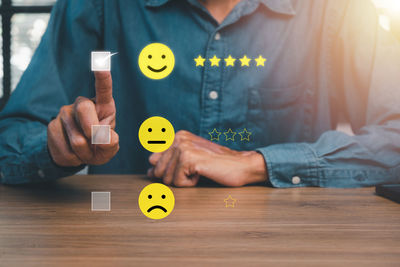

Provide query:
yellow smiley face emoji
left=138, top=116, right=175, bottom=153
left=138, top=183, right=175, bottom=220
left=138, top=43, right=175, bottom=80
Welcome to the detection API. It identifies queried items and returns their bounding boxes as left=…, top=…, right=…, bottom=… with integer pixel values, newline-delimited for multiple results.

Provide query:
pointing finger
left=94, top=71, right=113, bottom=106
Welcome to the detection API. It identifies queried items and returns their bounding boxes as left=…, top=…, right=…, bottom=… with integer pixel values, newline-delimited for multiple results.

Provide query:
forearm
left=0, top=118, right=83, bottom=184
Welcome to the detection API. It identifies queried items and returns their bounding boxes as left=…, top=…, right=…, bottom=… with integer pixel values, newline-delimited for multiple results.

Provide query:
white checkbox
left=91, top=192, right=111, bottom=211
left=91, top=51, right=111, bottom=71
left=91, top=125, right=111, bottom=144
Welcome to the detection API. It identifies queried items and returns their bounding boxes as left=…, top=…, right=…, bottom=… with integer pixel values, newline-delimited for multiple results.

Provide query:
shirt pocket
left=247, top=82, right=313, bottom=146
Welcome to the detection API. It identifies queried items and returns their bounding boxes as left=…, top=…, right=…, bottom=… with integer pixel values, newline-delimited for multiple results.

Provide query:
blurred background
left=0, top=0, right=399, bottom=110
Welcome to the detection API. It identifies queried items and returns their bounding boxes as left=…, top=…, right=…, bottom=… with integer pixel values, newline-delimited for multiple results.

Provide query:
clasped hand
left=48, top=71, right=267, bottom=187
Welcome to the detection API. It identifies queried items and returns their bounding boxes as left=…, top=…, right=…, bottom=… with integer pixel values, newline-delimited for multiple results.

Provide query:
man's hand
left=147, top=130, right=267, bottom=187
left=47, top=71, right=119, bottom=167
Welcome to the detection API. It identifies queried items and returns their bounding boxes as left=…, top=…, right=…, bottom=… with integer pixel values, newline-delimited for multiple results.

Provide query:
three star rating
left=194, top=55, right=266, bottom=67
left=209, top=128, right=252, bottom=142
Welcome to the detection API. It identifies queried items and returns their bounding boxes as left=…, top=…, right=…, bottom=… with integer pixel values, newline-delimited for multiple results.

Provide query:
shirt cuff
left=1, top=129, right=84, bottom=184
left=256, top=143, right=320, bottom=188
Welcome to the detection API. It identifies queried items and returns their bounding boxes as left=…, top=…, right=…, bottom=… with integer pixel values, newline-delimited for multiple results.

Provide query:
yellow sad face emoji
left=138, top=183, right=175, bottom=220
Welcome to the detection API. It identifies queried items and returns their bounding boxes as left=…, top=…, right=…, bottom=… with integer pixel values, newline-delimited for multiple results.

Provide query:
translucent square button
left=91, top=192, right=111, bottom=211
left=91, top=125, right=111, bottom=144
left=91, top=51, right=111, bottom=71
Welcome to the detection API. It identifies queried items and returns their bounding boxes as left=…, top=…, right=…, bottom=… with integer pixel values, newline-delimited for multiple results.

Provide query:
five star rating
left=209, top=128, right=252, bottom=142
left=194, top=55, right=266, bottom=67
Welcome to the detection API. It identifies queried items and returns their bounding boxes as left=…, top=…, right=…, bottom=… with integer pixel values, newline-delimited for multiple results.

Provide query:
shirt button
left=214, top=32, right=221, bottom=40
left=209, top=91, right=218, bottom=100
left=292, top=176, right=301, bottom=185
left=38, top=169, right=45, bottom=178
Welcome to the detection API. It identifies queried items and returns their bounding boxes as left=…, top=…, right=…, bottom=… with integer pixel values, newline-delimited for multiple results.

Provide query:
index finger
left=94, top=71, right=113, bottom=105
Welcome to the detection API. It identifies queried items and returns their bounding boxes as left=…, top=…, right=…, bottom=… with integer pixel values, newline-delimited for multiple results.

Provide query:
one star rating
left=224, top=55, right=236, bottom=67
left=209, top=55, right=221, bottom=67
left=238, top=128, right=252, bottom=141
left=224, top=128, right=236, bottom=141
left=239, top=55, right=251, bottom=67
left=254, top=55, right=266, bottom=66
left=209, top=128, right=222, bottom=141
left=194, top=55, right=266, bottom=67
left=208, top=128, right=252, bottom=142
left=224, top=195, right=237, bottom=208
left=194, top=55, right=206, bottom=67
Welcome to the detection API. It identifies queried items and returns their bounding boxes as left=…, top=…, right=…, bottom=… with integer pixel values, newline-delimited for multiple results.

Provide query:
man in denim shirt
left=0, top=0, right=399, bottom=187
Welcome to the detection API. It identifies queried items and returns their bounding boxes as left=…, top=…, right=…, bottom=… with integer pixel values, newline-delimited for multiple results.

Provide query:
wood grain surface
left=0, top=175, right=399, bottom=267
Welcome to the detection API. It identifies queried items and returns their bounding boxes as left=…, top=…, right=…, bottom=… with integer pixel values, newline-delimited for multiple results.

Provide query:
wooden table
left=1, top=175, right=399, bottom=267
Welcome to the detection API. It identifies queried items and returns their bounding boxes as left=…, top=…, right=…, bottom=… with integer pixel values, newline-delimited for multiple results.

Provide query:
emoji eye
left=148, top=128, right=152, bottom=132
left=148, top=194, right=152, bottom=199
left=148, top=55, right=152, bottom=59
left=161, top=55, right=166, bottom=59
left=161, top=128, right=166, bottom=132
left=162, top=194, right=166, bottom=199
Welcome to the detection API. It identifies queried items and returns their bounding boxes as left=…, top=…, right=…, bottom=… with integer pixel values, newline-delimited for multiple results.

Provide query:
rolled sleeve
left=256, top=143, right=320, bottom=188
left=0, top=124, right=84, bottom=185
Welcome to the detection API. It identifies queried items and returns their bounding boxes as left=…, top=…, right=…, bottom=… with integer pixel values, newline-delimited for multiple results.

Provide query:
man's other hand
left=47, top=71, right=119, bottom=167
left=147, top=130, right=268, bottom=187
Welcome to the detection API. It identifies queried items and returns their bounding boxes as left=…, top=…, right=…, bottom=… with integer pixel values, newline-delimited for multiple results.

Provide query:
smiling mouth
left=147, top=65, right=167, bottom=72
left=148, top=140, right=166, bottom=144
left=147, top=205, right=167, bottom=213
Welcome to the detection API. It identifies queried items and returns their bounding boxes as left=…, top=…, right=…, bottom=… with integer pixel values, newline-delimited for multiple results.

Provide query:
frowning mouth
left=148, top=140, right=166, bottom=144
left=147, top=65, right=167, bottom=72
left=147, top=205, right=167, bottom=213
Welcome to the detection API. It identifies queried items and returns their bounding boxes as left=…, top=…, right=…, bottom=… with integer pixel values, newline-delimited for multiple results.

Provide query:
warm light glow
left=379, top=14, right=391, bottom=31
left=372, top=0, right=400, bottom=15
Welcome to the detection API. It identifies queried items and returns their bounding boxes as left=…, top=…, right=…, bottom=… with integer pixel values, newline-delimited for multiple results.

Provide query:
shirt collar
left=145, top=0, right=296, bottom=16
left=259, top=0, right=296, bottom=15
left=145, top=0, right=170, bottom=7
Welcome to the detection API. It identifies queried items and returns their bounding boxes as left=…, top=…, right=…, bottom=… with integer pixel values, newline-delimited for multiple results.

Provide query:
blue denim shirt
left=1, top=0, right=400, bottom=187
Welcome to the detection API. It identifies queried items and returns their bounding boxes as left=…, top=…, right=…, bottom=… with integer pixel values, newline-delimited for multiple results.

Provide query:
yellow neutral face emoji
left=138, top=183, right=175, bottom=220
left=138, top=43, right=175, bottom=80
left=138, top=116, right=175, bottom=153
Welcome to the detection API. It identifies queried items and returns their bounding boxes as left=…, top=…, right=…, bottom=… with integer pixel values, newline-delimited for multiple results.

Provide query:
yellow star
left=194, top=55, right=206, bottom=67
left=209, top=55, right=221, bottom=67
left=223, top=128, right=236, bottom=141
left=208, top=128, right=221, bottom=141
left=224, top=195, right=237, bottom=208
left=224, top=55, right=236, bottom=67
left=254, top=55, right=266, bottom=67
left=239, top=55, right=251, bottom=67
left=238, top=128, right=252, bottom=141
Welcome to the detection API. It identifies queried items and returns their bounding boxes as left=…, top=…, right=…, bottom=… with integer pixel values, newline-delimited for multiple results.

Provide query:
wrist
left=239, top=151, right=268, bottom=185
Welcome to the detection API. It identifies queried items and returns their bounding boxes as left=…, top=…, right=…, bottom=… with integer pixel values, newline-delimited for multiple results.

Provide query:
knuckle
left=174, top=130, right=190, bottom=142
left=59, top=105, right=71, bottom=118
left=75, top=98, right=93, bottom=114
left=177, top=141, right=192, bottom=154
left=70, top=135, right=87, bottom=151
left=112, top=133, right=119, bottom=146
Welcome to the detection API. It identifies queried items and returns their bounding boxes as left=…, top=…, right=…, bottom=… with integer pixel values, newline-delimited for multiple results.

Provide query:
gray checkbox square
left=91, top=192, right=111, bottom=211
left=91, top=125, right=111, bottom=144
